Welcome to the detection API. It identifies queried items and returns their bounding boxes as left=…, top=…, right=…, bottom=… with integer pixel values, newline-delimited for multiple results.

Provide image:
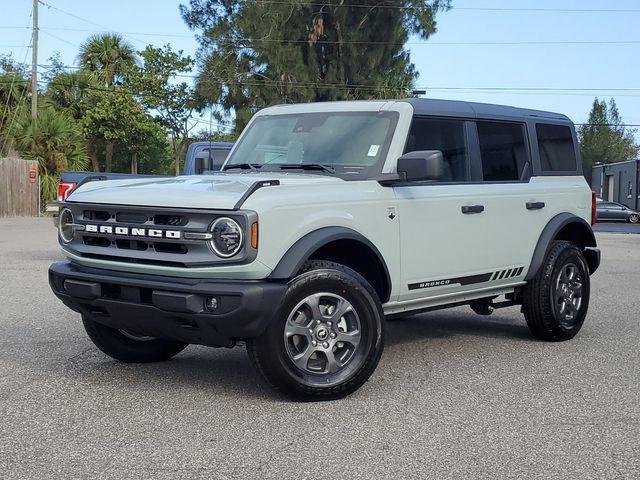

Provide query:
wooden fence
left=0, top=157, right=39, bottom=217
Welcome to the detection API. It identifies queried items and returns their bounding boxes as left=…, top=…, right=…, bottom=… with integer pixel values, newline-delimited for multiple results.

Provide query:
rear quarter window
left=477, top=121, right=530, bottom=181
left=536, top=123, right=578, bottom=172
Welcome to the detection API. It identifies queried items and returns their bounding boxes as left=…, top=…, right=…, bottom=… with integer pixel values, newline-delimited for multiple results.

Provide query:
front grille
left=62, top=203, right=256, bottom=267
left=154, top=214, right=186, bottom=226
left=115, top=211, right=148, bottom=224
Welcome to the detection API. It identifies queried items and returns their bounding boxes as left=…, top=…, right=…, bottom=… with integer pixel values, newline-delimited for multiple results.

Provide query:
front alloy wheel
left=283, top=292, right=363, bottom=381
left=247, top=261, right=385, bottom=401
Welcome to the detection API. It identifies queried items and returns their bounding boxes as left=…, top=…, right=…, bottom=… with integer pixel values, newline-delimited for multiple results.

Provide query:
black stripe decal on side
left=515, top=266, right=524, bottom=277
left=505, top=268, right=513, bottom=278
left=491, top=271, right=500, bottom=281
left=498, top=270, right=507, bottom=280
left=408, top=272, right=493, bottom=291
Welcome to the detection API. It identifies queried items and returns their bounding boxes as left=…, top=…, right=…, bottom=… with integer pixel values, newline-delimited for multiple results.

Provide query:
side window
left=477, top=121, right=529, bottom=181
left=404, top=117, right=470, bottom=182
left=536, top=123, right=577, bottom=172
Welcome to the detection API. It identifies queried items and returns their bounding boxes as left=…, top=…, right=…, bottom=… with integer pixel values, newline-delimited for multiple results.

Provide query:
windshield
left=223, top=111, right=399, bottom=179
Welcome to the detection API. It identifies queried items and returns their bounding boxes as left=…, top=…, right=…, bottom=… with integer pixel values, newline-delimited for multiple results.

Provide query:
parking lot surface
left=1, top=217, right=638, bottom=479
left=594, top=222, right=640, bottom=234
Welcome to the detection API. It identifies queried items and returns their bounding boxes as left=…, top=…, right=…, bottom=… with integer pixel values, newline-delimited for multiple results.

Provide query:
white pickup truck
left=49, top=98, right=600, bottom=401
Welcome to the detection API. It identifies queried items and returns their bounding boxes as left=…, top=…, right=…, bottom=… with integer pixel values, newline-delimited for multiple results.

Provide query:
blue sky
left=2, top=0, right=639, bottom=133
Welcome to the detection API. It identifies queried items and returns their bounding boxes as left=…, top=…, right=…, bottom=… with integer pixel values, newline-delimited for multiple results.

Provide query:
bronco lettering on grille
left=83, top=224, right=181, bottom=239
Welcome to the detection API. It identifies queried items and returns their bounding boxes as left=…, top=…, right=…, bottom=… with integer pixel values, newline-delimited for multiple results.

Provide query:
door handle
left=526, top=201, right=545, bottom=210
left=461, top=205, right=485, bottom=214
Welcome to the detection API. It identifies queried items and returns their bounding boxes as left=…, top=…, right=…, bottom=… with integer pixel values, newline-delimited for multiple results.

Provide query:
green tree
left=180, top=0, right=451, bottom=132
left=82, top=87, right=168, bottom=174
left=578, top=98, right=639, bottom=182
left=12, top=106, right=88, bottom=201
left=45, top=70, right=102, bottom=171
left=0, top=55, right=30, bottom=155
left=78, top=33, right=138, bottom=86
left=78, top=33, right=138, bottom=171
left=135, top=44, right=197, bottom=175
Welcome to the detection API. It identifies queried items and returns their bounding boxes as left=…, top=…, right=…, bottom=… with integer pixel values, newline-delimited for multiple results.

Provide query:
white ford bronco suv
left=49, top=99, right=600, bottom=401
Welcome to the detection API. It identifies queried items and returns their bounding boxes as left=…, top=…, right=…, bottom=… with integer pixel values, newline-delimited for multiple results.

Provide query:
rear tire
left=522, top=241, right=590, bottom=341
left=247, top=260, right=385, bottom=401
left=82, top=316, right=188, bottom=363
left=629, top=213, right=639, bottom=224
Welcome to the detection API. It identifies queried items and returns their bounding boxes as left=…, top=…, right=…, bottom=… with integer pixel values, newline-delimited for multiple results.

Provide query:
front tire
left=629, top=213, right=639, bottom=224
left=522, top=241, right=590, bottom=341
left=247, top=261, right=385, bottom=401
left=82, top=316, right=188, bottom=363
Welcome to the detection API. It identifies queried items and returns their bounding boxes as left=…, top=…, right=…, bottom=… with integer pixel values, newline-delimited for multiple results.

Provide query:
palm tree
left=78, top=33, right=138, bottom=171
left=13, top=106, right=88, bottom=202
left=0, top=72, right=30, bottom=155
left=45, top=70, right=101, bottom=171
left=77, top=33, right=138, bottom=86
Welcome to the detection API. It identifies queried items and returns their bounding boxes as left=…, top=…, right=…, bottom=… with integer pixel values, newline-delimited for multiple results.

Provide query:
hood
left=67, top=173, right=343, bottom=210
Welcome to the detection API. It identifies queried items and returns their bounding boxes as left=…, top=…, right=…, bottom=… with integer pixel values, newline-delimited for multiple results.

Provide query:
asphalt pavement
left=1, top=217, right=638, bottom=479
left=594, top=221, right=640, bottom=234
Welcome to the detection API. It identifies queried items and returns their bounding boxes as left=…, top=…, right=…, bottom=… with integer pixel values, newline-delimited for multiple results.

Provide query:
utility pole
left=31, top=0, right=38, bottom=121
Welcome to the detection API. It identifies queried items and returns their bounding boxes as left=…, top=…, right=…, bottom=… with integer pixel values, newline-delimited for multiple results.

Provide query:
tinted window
left=536, top=123, right=577, bottom=171
left=404, top=117, right=470, bottom=182
left=477, top=121, right=529, bottom=181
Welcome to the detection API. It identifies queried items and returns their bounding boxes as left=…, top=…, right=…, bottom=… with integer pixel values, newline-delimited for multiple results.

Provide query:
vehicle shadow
left=35, top=308, right=532, bottom=402
left=385, top=307, right=532, bottom=347
left=59, top=343, right=274, bottom=400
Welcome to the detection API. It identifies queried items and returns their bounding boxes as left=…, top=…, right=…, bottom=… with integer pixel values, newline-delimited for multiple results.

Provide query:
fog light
left=205, top=296, right=219, bottom=311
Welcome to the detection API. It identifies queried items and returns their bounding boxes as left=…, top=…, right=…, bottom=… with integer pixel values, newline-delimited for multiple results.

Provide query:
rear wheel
left=82, top=316, right=188, bottom=363
left=522, top=241, right=590, bottom=341
left=247, top=260, right=385, bottom=401
left=629, top=213, right=639, bottom=224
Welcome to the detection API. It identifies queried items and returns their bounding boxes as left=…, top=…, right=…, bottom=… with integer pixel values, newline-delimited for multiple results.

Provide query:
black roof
left=401, top=98, right=571, bottom=123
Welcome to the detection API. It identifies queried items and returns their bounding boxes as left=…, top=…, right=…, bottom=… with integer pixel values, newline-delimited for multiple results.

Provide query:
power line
left=576, top=124, right=640, bottom=127
left=241, top=1, right=640, bottom=13
left=8, top=62, right=640, bottom=97
left=3, top=76, right=640, bottom=101
left=1, top=8, right=33, bottom=154
left=38, top=0, right=113, bottom=32
left=41, top=30, right=79, bottom=48
left=26, top=62, right=640, bottom=94
left=6, top=25, right=640, bottom=47
left=37, top=0, right=148, bottom=45
left=30, top=27, right=640, bottom=47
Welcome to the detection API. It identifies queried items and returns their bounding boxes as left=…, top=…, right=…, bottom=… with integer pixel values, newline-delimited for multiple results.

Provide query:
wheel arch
left=268, top=227, right=392, bottom=303
left=525, top=213, right=599, bottom=280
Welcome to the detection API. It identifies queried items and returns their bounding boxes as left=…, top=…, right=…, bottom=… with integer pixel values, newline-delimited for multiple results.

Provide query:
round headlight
left=58, top=208, right=75, bottom=243
left=209, top=217, right=244, bottom=258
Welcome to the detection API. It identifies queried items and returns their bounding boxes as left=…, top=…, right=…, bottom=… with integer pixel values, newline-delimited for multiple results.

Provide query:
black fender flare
left=525, top=213, right=598, bottom=280
left=268, top=226, right=392, bottom=301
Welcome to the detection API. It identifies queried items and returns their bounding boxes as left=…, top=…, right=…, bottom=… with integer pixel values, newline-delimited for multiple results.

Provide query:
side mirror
left=397, top=150, right=444, bottom=182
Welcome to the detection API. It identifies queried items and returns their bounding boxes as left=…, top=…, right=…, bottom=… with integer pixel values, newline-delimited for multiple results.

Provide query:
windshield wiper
left=278, top=163, right=336, bottom=174
left=223, top=162, right=261, bottom=171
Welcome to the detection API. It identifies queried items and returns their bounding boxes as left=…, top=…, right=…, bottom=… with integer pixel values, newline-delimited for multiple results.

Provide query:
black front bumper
left=49, top=262, right=287, bottom=347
